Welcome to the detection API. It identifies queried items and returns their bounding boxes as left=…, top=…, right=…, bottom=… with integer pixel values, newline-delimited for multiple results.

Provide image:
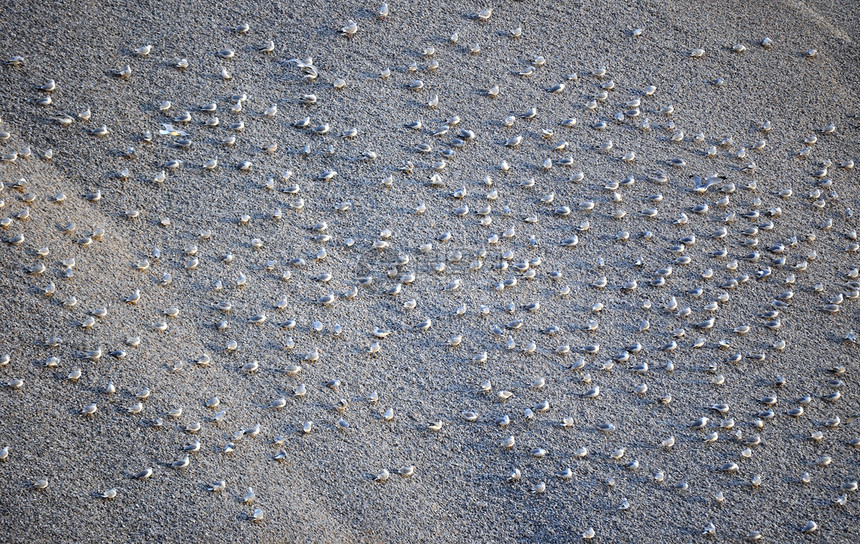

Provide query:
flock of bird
left=0, top=2, right=858, bottom=541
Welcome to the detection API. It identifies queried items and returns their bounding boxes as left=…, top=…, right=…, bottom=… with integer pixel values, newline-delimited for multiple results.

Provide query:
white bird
left=243, top=487, right=255, bottom=504
left=340, top=20, right=358, bottom=37
left=171, top=454, right=190, bottom=469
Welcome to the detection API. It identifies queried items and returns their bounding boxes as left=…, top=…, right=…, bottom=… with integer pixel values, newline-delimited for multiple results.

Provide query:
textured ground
left=0, top=0, right=859, bottom=542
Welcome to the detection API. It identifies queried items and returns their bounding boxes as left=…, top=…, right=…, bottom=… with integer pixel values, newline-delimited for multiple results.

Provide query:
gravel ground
left=0, top=1, right=858, bottom=542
